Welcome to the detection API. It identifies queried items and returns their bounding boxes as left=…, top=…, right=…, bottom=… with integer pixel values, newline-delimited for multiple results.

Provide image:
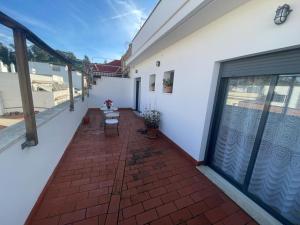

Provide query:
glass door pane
left=211, top=76, right=272, bottom=184
left=249, top=76, right=300, bottom=224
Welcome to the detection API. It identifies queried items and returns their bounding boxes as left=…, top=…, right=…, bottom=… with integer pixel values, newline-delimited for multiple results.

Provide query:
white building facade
left=0, top=72, right=70, bottom=115
left=127, top=0, right=300, bottom=161
left=29, top=61, right=82, bottom=90
left=126, top=1, right=300, bottom=224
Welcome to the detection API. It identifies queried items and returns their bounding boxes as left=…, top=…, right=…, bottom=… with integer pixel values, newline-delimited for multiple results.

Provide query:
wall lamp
left=156, top=61, right=160, bottom=67
left=274, top=4, right=292, bottom=25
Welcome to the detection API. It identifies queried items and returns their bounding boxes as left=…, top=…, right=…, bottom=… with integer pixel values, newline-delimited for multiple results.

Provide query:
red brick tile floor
left=29, top=109, right=257, bottom=225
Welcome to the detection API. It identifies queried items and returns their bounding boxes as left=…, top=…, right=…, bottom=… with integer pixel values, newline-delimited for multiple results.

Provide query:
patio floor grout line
left=105, top=117, right=132, bottom=225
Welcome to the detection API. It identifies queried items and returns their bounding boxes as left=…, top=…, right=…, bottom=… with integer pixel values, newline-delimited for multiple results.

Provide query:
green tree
left=83, top=55, right=90, bottom=63
left=30, top=45, right=50, bottom=62
left=0, top=43, right=9, bottom=66
left=0, top=42, right=89, bottom=72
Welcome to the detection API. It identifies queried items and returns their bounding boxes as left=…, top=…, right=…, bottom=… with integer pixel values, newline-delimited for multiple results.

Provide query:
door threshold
left=197, top=165, right=282, bottom=225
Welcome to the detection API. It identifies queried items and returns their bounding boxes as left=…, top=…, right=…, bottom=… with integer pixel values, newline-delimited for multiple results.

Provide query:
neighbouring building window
left=149, top=74, right=156, bottom=91
left=163, top=70, right=174, bottom=93
left=52, top=65, right=61, bottom=72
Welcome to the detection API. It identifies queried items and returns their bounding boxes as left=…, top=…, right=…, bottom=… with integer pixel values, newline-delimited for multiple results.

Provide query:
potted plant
left=143, top=110, right=160, bottom=139
left=83, top=115, right=90, bottom=125
left=104, top=99, right=113, bottom=109
left=150, top=82, right=155, bottom=91
left=163, top=78, right=173, bottom=93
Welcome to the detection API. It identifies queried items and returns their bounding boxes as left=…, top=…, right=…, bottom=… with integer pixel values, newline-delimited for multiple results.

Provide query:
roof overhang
left=127, top=0, right=251, bottom=66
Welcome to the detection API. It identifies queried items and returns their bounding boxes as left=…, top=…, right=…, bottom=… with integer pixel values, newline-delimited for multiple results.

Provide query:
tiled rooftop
left=29, top=109, right=257, bottom=225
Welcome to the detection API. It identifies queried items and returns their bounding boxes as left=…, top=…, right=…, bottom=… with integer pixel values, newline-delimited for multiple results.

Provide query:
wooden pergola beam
left=0, top=11, right=72, bottom=65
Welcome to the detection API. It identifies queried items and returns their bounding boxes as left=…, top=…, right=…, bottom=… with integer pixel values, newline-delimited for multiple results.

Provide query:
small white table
left=100, top=106, right=118, bottom=111
left=100, top=106, right=119, bottom=127
left=105, top=112, right=120, bottom=119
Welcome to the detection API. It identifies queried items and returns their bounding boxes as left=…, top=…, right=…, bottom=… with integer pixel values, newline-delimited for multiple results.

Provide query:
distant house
left=0, top=61, right=84, bottom=117
left=0, top=61, right=9, bottom=72
left=0, top=72, right=71, bottom=116
left=90, top=60, right=124, bottom=78
left=28, top=61, right=82, bottom=90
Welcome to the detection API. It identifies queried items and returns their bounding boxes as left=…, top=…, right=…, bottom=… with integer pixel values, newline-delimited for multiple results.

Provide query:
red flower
left=104, top=99, right=113, bottom=107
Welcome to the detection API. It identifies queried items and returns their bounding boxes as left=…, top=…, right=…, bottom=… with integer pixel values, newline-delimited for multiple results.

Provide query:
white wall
left=0, top=99, right=88, bottom=225
left=29, top=61, right=67, bottom=77
left=0, top=72, right=22, bottom=113
left=88, top=76, right=134, bottom=109
left=0, top=95, right=4, bottom=116
left=32, top=92, right=55, bottom=110
left=129, top=0, right=300, bottom=161
left=0, top=72, right=70, bottom=113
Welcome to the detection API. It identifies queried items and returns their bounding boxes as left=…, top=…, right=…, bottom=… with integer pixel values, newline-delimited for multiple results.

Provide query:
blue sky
left=0, top=0, right=157, bottom=62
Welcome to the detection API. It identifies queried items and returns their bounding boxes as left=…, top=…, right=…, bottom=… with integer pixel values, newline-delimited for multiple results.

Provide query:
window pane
left=149, top=74, right=155, bottom=91
left=212, top=76, right=272, bottom=184
left=72, top=70, right=82, bottom=97
left=26, top=41, right=70, bottom=111
left=249, top=75, right=300, bottom=225
left=163, top=71, right=174, bottom=93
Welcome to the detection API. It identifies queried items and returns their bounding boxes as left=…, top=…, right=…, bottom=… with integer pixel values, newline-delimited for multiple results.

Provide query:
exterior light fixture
left=274, top=4, right=292, bottom=25
left=156, top=61, right=160, bottom=67
left=135, top=69, right=138, bottom=73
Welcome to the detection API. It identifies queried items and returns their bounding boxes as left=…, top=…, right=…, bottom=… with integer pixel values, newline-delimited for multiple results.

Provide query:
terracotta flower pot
left=83, top=116, right=90, bottom=125
left=164, top=86, right=172, bottom=93
left=147, top=128, right=159, bottom=139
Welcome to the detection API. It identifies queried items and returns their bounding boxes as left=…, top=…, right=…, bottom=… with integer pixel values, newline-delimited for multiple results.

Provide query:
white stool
left=102, top=111, right=117, bottom=126
left=103, top=110, right=114, bottom=114
left=104, top=119, right=119, bottom=136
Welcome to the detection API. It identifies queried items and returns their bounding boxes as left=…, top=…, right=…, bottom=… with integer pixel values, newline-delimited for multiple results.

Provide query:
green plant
left=163, top=78, right=173, bottom=87
left=143, top=110, right=160, bottom=129
left=150, top=82, right=155, bottom=91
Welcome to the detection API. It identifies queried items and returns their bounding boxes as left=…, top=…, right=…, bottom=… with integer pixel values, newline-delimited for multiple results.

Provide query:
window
left=149, top=74, right=156, bottom=91
left=52, top=65, right=61, bottom=72
left=0, top=25, right=24, bottom=131
left=27, top=41, right=70, bottom=110
left=207, top=47, right=300, bottom=225
left=273, top=92, right=287, bottom=105
left=163, top=70, right=174, bottom=93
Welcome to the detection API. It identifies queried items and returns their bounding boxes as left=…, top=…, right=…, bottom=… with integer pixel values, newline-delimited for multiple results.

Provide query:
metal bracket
left=21, top=139, right=38, bottom=149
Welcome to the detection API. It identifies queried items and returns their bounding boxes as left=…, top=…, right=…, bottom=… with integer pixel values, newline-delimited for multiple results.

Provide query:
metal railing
left=0, top=11, right=91, bottom=149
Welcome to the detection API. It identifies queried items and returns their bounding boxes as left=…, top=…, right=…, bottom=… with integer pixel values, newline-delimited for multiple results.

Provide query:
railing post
left=87, top=74, right=90, bottom=97
left=81, top=72, right=84, bottom=102
left=13, top=29, right=38, bottom=149
left=67, top=64, right=74, bottom=111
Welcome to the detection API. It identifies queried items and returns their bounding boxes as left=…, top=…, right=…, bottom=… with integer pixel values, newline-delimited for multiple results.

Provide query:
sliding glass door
left=211, top=76, right=272, bottom=184
left=248, top=76, right=300, bottom=224
left=208, top=74, right=300, bottom=225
